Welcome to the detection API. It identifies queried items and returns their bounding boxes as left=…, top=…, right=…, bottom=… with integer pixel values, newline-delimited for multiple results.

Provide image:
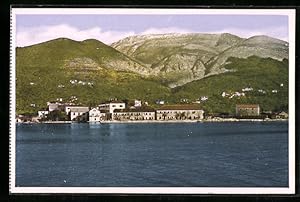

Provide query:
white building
left=89, top=108, right=106, bottom=122
left=38, top=110, right=49, bottom=118
left=65, top=106, right=89, bottom=121
left=98, top=102, right=125, bottom=113
left=200, top=96, right=208, bottom=101
left=156, top=105, right=204, bottom=120
left=134, top=100, right=142, bottom=107
left=156, top=100, right=165, bottom=105
left=113, top=108, right=156, bottom=121
left=242, top=87, right=253, bottom=92
left=47, top=102, right=60, bottom=112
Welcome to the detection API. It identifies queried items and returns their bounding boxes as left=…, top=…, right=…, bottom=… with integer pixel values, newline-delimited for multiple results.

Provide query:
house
left=113, top=107, right=156, bottom=121
left=156, top=105, right=204, bottom=121
left=47, top=102, right=59, bottom=112
left=47, top=102, right=65, bottom=112
left=98, top=101, right=126, bottom=113
left=236, top=104, right=260, bottom=116
left=180, top=98, right=189, bottom=103
left=134, top=100, right=142, bottom=107
left=16, top=115, right=25, bottom=123
left=276, top=111, right=288, bottom=119
left=242, top=87, right=253, bottom=92
left=156, top=100, right=165, bottom=105
left=89, top=108, right=107, bottom=122
left=65, top=106, right=89, bottom=121
left=38, top=110, right=49, bottom=118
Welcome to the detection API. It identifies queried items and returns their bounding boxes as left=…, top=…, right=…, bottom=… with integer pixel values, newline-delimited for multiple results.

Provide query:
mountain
left=16, top=38, right=170, bottom=114
left=112, top=33, right=288, bottom=87
left=16, top=34, right=289, bottom=115
left=171, top=56, right=288, bottom=113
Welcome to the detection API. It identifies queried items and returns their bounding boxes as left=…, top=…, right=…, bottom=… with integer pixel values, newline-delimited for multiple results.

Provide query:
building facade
left=236, top=104, right=260, bottom=116
left=65, top=106, right=89, bottom=121
left=134, top=100, right=142, bottom=107
left=113, top=108, right=156, bottom=121
left=156, top=105, right=204, bottom=120
left=99, top=102, right=126, bottom=113
left=89, top=108, right=107, bottom=122
left=47, top=102, right=59, bottom=112
left=38, top=110, right=49, bottom=118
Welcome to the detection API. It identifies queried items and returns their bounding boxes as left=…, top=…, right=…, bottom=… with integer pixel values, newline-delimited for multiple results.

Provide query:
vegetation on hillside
left=16, top=38, right=289, bottom=115
left=171, top=56, right=288, bottom=114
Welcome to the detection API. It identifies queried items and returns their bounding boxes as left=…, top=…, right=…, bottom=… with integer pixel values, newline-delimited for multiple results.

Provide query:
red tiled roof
left=69, top=107, right=89, bottom=112
left=157, top=105, right=202, bottom=110
left=114, top=107, right=155, bottom=113
left=236, top=104, right=260, bottom=108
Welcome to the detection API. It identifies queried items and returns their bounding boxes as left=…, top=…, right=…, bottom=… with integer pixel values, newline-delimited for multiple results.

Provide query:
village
left=16, top=97, right=289, bottom=123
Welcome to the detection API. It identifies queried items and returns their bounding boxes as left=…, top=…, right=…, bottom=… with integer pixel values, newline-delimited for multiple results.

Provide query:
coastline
left=17, top=118, right=288, bottom=124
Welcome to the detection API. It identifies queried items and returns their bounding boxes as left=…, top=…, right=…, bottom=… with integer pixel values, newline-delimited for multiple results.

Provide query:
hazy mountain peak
left=245, top=35, right=288, bottom=44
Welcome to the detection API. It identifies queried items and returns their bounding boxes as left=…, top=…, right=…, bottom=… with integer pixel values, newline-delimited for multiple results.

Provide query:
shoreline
left=17, top=118, right=288, bottom=124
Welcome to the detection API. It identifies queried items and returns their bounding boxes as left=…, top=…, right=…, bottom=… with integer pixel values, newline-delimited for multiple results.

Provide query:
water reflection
left=16, top=122, right=289, bottom=187
left=88, top=122, right=102, bottom=129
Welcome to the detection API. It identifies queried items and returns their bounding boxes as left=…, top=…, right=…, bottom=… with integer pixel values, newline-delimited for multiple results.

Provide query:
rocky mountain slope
left=16, top=34, right=289, bottom=114
left=112, top=33, right=288, bottom=87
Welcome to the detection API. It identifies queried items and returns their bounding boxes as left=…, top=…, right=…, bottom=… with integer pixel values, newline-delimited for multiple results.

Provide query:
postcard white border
left=9, top=8, right=296, bottom=194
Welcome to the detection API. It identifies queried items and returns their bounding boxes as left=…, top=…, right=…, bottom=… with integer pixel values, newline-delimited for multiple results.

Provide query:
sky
left=16, top=14, right=289, bottom=47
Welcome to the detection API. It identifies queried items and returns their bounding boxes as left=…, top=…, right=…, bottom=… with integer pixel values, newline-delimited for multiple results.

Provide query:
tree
left=47, top=110, right=68, bottom=121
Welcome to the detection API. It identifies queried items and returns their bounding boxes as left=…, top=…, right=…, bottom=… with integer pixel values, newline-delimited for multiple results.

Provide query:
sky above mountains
left=16, top=14, right=289, bottom=47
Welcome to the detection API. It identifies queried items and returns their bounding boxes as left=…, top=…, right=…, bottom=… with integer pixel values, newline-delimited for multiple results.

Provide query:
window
left=119, top=105, right=123, bottom=107
left=112, top=105, right=116, bottom=107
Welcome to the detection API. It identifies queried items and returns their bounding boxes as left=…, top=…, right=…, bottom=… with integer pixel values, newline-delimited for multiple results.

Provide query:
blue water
left=16, top=122, right=288, bottom=187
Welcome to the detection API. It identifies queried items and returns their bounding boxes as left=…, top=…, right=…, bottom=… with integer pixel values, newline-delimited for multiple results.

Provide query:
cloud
left=16, top=24, right=135, bottom=47
left=140, top=27, right=193, bottom=35
left=209, top=26, right=288, bottom=41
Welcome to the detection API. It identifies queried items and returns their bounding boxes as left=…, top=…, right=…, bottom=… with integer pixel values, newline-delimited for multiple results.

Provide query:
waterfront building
left=113, top=107, right=156, bottom=121
left=37, top=110, right=49, bottom=118
left=65, top=106, right=89, bottom=121
left=89, top=108, right=107, bottom=122
left=236, top=104, right=260, bottom=116
left=156, top=105, right=204, bottom=120
left=276, top=111, right=288, bottom=119
left=98, top=101, right=126, bottom=113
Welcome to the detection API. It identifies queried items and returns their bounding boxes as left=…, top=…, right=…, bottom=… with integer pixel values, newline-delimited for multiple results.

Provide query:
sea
left=15, top=121, right=289, bottom=187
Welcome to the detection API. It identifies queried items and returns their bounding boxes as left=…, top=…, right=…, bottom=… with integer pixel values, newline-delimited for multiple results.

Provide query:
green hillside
left=16, top=38, right=170, bottom=114
left=171, top=56, right=288, bottom=114
left=16, top=37, right=289, bottom=115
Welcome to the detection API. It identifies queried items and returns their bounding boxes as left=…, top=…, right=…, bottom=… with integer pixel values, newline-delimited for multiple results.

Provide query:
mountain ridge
left=112, top=33, right=288, bottom=87
left=16, top=33, right=289, bottom=114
